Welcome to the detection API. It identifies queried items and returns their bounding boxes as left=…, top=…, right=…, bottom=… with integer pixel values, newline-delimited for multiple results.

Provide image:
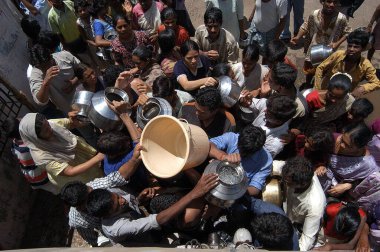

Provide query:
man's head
left=103, top=65, right=124, bottom=87
left=269, top=62, right=297, bottom=94
left=194, top=87, right=222, bottom=121
left=97, top=131, right=132, bottom=160
left=242, top=43, right=260, bottom=76
left=348, top=98, right=374, bottom=123
left=266, top=40, right=288, bottom=68
left=61, top=181, right=89, bottom=211
left=87, top=189, right=128, bottom=217
left=138, top=0, right=153, bottom=11
left=37, top=31, right=61, bottom=53
left=282, top=156, right=314, bottom=192
left=21, top=16, right=40, bottom=41
left=74, top=64, right=97, bottom=88
left=326, top=73, right=351, bottom=104
left=238, top=125, right=266, bottom=158
left=346, top=30, right=370, bottom=60
left=265, top=95, right=297, bottom=128
left=48, top=0, right=64, bottom=9
left=251, top=213, right=294, bottom=250
left=74, top=0, right=90, bottom=18
left=204, top=7, right=223, bottom=41
left=320, top=0, right=338, bottom=15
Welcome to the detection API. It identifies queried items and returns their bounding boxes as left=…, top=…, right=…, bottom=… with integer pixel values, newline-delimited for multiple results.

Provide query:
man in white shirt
left=240, top=94, right=297, bottom=157
left=248, top=0, right=288, bottom=62
left=194, top=7, right=239, bottom=64
left=283, top=156, right=326, bottom=251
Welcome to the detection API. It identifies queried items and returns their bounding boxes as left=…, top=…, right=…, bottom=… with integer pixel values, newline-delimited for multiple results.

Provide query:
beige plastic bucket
left=140, top=115, right=210, bottom=178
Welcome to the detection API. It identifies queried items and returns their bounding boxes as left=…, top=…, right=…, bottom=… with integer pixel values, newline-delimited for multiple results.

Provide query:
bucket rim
left=140, top=115, right=190, bottom=178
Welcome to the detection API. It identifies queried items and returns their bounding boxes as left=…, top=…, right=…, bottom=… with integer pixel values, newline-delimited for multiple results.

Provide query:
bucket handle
left=179, top=118, right=192, bottom=136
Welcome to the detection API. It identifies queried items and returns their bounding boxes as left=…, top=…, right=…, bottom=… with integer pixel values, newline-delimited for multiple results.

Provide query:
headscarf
left=19, top=113, right=77, bottom=165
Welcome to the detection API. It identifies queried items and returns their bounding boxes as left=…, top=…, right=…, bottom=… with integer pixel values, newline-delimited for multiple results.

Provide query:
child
left=74, top=64, right=105, bottom=92
left=157, top=7, right=189, bottom=47
left=265, top=39, right=297, bottom=70
left=367, top=4, right=380, bottom=61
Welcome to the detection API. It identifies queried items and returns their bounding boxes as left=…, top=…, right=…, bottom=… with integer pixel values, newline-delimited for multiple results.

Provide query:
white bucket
left=140, top=115, right=210, bottom=178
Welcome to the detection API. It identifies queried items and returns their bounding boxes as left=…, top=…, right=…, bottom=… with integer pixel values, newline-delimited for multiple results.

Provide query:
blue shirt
left=93, top=18, right=115, bottom=37
left=104, top=142, right=136, bottom=175
left=210, top=132, right=272, bottom=190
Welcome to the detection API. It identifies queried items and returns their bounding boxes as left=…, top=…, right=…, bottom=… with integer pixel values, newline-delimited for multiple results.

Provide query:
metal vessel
left=204, top=160, right=248, bottom=208
left=88, top=87, right=130, bottom=131
left=310, top=44, right=333, bottom=66
left=136, top=97, right=172, bottom=129
left=71, top=90, right=94, bottom=122
left=217, top=76, right=242, bottom=108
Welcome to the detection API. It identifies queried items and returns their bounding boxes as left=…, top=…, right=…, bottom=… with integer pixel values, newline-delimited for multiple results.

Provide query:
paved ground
left=186, top=0, right=380, bottom=85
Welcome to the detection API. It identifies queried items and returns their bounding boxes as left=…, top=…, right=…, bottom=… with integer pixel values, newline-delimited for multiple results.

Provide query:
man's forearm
left=156, top=191, right=195, bottom=225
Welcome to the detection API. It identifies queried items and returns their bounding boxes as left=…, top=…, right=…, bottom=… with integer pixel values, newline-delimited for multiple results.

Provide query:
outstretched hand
left=190, top=173, right=219, bottom=199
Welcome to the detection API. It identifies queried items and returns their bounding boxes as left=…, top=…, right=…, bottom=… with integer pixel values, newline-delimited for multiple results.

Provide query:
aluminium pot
left=136, top=97, right=173, bottom=129
left=87, top=87, right=131, bottom=131
left=203, top=160, right=248, bottom=208
left=217, top=76, right=242, bottom=108
left=71, top=90, right=94, bottom=122
left=310, top=44, right=333, bottom=67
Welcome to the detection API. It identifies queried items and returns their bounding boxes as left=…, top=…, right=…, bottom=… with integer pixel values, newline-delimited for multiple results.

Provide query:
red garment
left=324, top=202, right=366, bottom=240
left=306, top=90, right=324, bottom=111
left=284, top=56, right=297, bottom=71
left=295, top=135, right=329, bottom=168
left=157, top=24, right=189, bottom=47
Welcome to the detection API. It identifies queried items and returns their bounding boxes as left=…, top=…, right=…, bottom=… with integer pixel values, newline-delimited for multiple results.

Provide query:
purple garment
left=350, top=171, right=380, bottom=211
left=367, top=200, right=380, bottom=249
left=368, top=135, right=380, bottom=166
left=320, top=154, right=380, bottom=191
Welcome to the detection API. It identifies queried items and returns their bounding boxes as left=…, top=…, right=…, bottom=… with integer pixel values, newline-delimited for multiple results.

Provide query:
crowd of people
left=3, top=0, right=380, bottom=250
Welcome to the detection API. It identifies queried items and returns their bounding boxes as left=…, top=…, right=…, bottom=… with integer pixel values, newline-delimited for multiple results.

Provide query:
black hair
left=158, top=28, right=176, bottom=63
left=96, top=131, right=132, bottom=156
left=195, top=86, right=221, bottom=112
left=35, top=113, right=47, bottom=138
left=328, top=73, right=352, bottom=93
left=74, top=0, right=90, bottom=12
left=204, top=7, right=223, bottom=25
left=21, top=16, right=41, bottom=41
left=266, top=94, right=297, bottom=122
left=271, top=62, right=297, bottom=90
left=209, top=63, right=231, bottom=78
left=242, top=43, right=260, bottom=62
left=251, top=213, right=294, bottom=250
left=73, top=63, right=90, bottom=80
left=266, top=40, right=288, bottom=63
left=132, top=45, right=153, bottom=62
left=347, top=29, right=370, bottom=48
left=112, top=15, right=131, bottom=28
left=152, top=76, right=175, bottom=98
left=90, top=0, right=108, bottom=17
left=179, top=39, right=200, bottom=57
left=342, top=123, right=373, bottom=148
left=160, top=7, right=177, bottom=22
left=29, top=43, right=52, bottom=67
left=37, top=31, right=61, bottom=51
left=149, top=193, right=181, bottom=214
left=86, top=189, right=114, bottom=217
left=103, top=65, right=124, bottom=87
left=350, top=98, right=374, bottom=120
left=305, top=127, right=334, bottom=153
left=335, top=206, right=361, bottom=239
left=2, top=118, right=20, bottom=139
left=60, top=181, right=88, bottom=207
left=238, top=125, right=266, bottom=158
left=282, top=156, right=314, bottom=185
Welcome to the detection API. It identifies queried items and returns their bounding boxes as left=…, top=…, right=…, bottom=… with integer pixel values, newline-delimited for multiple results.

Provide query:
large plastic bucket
left=140, top=115, right=210, bottom=178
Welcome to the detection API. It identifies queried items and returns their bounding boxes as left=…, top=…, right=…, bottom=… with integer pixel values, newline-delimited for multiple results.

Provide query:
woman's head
left=305, top=127, right=334, bottom=152
left=242, top=43, right=260, bottom=75
left=339, top=123, right=373, bottom=155
left=35, top=113, right=54, bottom=140
left=21, top=16, right=41, bottom=42
left=74, top=64, right=97, bottom=88
left=348, top=98, right=374, bottom=123
left=132, top=45, right=154, bottom=70
left=29, top=44, right=54, bottom=68
left=180, top=40, right=200, bottom=70
left=113, top=15, right=132, bottom=39
left=152, top=76, right=176, bottom=105
left=326, top=73, right=352, bottom=104
left=158, top=28, right=176, bottom=56
left=160, top=7, right=177, bottom=29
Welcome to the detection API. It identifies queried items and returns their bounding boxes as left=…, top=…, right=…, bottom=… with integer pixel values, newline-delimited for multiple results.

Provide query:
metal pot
left=136, top=97, right=173, bottom=129
left=203, top=160, right=248, bottom=208
left=88, top=87, right=130, bottom=131
left=217, top=76, right=242, bottom=108
left=71, top=90, right=94, bottom=122
left=238, top=105, right=256, bottom=125
left=310, top=44, right=333, bottom=67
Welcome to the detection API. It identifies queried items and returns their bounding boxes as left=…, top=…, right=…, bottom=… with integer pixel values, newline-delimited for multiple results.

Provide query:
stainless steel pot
left=217, top=76, right=242, bottom=108
left=136, top=97, right=173, bottom=129
left=88, top=87, right=130, bottom=131
left=204, top=160, right=248, bottom=208
left=310, top=44, right=333, bottom=66
left=71, top=90, right=94, bottom=122
left=238, top=105, right=256, bottom=124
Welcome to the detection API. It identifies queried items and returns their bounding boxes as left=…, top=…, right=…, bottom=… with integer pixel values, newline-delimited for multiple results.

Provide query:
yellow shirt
left=42, top=119, right=102, bottom=189
left=314, top=50, right=380, bottom=92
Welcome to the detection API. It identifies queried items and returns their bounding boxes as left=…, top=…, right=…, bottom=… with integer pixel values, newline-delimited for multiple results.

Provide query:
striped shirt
left=12, top=139, right=49, bottom=186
